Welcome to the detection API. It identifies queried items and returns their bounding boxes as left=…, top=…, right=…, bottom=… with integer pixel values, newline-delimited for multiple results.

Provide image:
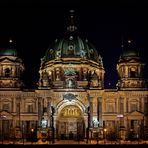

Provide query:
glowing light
left=128, top=40, right=131, bottom=44
left=70, top=9, right=74, bottom=14
left=117, top=114, right=124, bottom=118
left=0, top=115, right=6, bottom=118
left=31, top=128, right=34, bottom=132
left=104, top=128, right=107, bottom=132
left=9, top=39, right=13, bottom=43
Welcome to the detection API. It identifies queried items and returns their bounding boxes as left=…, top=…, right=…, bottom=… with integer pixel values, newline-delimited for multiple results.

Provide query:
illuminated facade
left=0, top=11, right=148, bottom=141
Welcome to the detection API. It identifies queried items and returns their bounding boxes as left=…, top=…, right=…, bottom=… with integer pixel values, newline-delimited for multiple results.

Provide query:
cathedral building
left=0, top=11, right=148, bottom=142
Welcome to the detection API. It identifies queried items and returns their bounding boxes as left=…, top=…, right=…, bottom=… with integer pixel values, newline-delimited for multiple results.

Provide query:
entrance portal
left=56, top=105, right=85, bottom=140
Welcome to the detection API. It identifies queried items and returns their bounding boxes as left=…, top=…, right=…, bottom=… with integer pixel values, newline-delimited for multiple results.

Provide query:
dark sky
left=0, top=0, right=148, bottom=89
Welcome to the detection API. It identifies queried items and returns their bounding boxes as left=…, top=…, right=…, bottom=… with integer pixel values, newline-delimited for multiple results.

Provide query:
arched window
left=5, top=68, right=11, bottom=77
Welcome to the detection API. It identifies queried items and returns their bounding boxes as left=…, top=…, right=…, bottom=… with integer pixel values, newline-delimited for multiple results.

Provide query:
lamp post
left=96, top=131, right=99, bottom=145
left=137, top=124, right=140, bottom=144
left=31, top=128, right=34, bottom=144
left=22, top=123, right=24, bottom=145
left=0, top=115, right=6, bottom=144
left=117, top=114, right=123, bottom=144
left=104, top=128, right=107, bottom=144
left=86, top=106, right=90, bottom=144
left=51, top=106, right=55, bottom=144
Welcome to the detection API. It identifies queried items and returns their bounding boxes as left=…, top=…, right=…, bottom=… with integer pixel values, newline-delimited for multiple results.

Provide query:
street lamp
left=104, top=128, right=107, bottom=144
left=86, top=106, right=90, bottom=144
left=31, top=128, right=34, bottom=144
left=96, top=131, right=99, bottom=145
left=117, top=114, right=124, bottom=144
left=22, top=123, right=25, bottom=145
left=0, top=115, right=6, bottom=144
left=51, top=106, right=55, bottom=144
left=137, top=125, right=140, bottom=144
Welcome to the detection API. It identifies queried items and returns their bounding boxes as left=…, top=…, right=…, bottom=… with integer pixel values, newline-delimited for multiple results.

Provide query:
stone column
left=47, top=97, right=51, bottom=127
left=98, top=97, right=103, bottom=127
left=88, top=95, right=93, bottom=128
left=125, top=66, right=128, bottom=78
left=38, top=97, right=42, bottom=126
left=12, top=97, right=16, bottom=113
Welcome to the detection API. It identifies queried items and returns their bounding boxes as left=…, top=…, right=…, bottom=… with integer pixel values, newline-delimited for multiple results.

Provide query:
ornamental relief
left=60, top=105, right=81, bottom=117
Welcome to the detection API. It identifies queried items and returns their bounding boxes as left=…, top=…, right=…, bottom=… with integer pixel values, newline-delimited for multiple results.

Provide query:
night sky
left=0, top=0, right=148, bottom=89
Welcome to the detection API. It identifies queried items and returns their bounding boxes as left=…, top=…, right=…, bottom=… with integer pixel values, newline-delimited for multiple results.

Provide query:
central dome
left=44, top=32, right=99, bottom=63
left=43, top=10, right=100, bottom=64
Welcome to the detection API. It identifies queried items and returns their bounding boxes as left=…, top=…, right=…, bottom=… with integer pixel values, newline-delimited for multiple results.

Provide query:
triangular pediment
left=128, top=59, right=139, bottom=63
left=0, top=110, right=13, bottom=120
left=127, top=111, right=144, bottom=120
left=128, top=111, right=143, bottom=116
left=0, top=57, right=15, bottom=63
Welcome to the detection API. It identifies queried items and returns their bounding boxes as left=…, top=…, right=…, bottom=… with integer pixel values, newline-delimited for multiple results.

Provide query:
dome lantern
left=67, top=10, right=77, bottom=32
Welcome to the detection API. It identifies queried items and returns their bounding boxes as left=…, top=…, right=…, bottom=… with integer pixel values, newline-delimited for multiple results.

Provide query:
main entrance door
left=56, top=105, right=85, bottom=140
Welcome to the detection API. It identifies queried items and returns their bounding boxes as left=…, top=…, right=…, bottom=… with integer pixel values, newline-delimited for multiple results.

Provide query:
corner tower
left=117, top=40, right=147, bottom=90
left=0, top=40, right=25, bottom=90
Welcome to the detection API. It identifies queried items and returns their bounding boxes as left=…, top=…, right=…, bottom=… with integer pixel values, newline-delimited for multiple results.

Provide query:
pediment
left=126, top=58, right=141, bottom=63
left=127, top=111, right=144, bottom=120
left=0, top=58, right=15, bottom=64
left=128, top=59, right=138, bottom=63
left=0, top=110, right=13, bottom=120
left=128, top=111, right=143, bottom=116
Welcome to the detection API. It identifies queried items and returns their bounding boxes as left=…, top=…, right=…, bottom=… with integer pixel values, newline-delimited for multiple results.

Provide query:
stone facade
left=0, top=12, right=148, bottom=141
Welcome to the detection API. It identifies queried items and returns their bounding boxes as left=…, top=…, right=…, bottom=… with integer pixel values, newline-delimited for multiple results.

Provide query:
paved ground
left=0, top=139, right=148, bottom=145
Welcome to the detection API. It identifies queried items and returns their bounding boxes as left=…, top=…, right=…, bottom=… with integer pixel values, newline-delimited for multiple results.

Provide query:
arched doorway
left=56, top=105, right=85, bottom=140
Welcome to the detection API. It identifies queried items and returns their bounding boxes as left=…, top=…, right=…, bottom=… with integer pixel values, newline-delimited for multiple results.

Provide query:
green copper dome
left=44, top=32, right=100, bottom=63
left=121, top=48, right=139, bottom=58
left=120, top=41, right=140, bottom=59
left=0, top=48, right=18, bottom=56
left=43, top=10, right=101, bottom=64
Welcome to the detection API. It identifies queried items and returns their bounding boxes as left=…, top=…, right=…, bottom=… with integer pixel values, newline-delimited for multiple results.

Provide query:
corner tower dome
left=0, top=40, right=25, bottom=90
left=120, top=40, right=140, bottom=60
left=0, top=48, right=18, bottom=56
left=0, top=40, right=18, bottom=57
left=43, top=10, right=100, bottom=63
